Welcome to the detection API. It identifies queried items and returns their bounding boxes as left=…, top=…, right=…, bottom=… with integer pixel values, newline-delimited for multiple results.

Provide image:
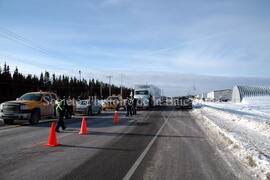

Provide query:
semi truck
left=134, top=85, right=161, bottom=109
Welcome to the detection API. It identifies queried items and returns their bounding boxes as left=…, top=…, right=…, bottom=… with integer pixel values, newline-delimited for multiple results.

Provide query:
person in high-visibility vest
left=55, top=97, right=66, bottom=132
left=126, top=97, right=133, bottom=116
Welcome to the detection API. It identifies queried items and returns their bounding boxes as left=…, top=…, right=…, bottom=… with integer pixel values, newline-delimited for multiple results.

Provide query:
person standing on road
left=131, top=96, right=137, bottom=115
left=149, top=94, right=153, bottom=108
left=126, top=97, right=133, bottom=116
left=55, top=97, right=66, bottom=132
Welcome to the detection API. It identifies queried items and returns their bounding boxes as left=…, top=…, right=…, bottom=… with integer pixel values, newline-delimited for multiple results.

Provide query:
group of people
left=54, top=95, right=138, bottom=133
left=126, top=96, right=137, bottom=116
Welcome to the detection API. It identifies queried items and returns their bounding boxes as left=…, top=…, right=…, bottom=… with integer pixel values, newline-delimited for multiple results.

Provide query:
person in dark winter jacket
left=131, top=97, right=137, bottom=115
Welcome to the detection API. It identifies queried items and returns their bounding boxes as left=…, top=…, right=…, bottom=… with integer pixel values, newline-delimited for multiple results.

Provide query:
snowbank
left=194, top=100, right=270, bottom=180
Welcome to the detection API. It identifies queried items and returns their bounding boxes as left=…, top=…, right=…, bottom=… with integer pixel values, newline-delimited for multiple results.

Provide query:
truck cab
left=134, top=89, right=151, bottom=109
left=134, top=85, right=161, bottom=109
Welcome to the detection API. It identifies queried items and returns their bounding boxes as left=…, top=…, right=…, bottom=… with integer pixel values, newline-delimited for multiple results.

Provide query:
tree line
left=0, top=63, right=132, bottom=103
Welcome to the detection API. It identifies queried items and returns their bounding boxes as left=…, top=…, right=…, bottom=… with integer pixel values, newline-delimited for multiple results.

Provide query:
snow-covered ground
left=193, top=97, right=270, bottom=180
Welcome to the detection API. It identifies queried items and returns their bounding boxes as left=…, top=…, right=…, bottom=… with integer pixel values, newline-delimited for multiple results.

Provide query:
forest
left=0, top=63, right=132, bottom=103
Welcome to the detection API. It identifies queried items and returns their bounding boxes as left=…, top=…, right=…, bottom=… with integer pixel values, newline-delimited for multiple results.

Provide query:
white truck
left=134, top=85, right=161, bottom=109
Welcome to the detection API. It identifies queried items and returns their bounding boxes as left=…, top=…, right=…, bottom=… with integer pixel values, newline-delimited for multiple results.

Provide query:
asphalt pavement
left=0, top=107, right=254, bottom=180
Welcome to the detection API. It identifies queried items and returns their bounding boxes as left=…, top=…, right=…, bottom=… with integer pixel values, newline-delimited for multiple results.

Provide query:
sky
left=0, top=0, right=270, bottom=96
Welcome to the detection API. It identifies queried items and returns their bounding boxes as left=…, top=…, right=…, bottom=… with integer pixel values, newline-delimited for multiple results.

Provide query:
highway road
left=0, top=106, right=254, bottom=180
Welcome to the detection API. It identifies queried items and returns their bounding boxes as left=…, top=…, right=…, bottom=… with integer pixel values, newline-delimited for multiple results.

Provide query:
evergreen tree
left=0, top=63, right=133, bottom=103
left=39, top=72, right=44, bottom=90
left=13, top=67, right=19, bottom=80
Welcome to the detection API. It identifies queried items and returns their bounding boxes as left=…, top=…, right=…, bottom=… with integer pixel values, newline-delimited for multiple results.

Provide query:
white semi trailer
left=134, top=85, right=161, bottom=109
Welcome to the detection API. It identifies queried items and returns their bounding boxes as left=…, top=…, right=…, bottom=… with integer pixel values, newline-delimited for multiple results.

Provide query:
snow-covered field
left=193, top=97, right=270, bottom=180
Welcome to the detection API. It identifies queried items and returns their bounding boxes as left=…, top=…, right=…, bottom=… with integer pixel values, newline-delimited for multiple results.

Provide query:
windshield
left=135, top=90, right=149, bottom=95
left=19, top=94, right=42, bottom=101
left=77, top=100, right=87, bottom=105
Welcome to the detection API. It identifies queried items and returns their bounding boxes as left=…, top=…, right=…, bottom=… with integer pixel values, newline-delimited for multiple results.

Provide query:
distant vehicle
left=100, top=100, right=106, bottom=108
left=134, top=85, right=161, bottom=109
left=75, top=99, right=102, bottom=115
left=0, top=91, right=57, bottom=125
left=175, top=96, right=193, bottom=109
left=172, top=96, right=180, bottom=105
left=161, top=96, right=167, bottom=105
left=102, top=95, right=125, bottom=111
left=166, top=97, right=173, bottom=105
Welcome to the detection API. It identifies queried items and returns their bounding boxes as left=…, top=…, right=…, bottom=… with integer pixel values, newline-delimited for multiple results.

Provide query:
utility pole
left=106, top=75, right=112, bottom=96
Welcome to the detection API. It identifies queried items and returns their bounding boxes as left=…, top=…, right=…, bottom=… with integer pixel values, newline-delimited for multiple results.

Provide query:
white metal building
left=196, top=93, right=207, bottom=99
left=201, top=93, right=207, bottom=99
left=232, top=85, right=270, bottom=103
left=207, top=89, right=232, bottom=101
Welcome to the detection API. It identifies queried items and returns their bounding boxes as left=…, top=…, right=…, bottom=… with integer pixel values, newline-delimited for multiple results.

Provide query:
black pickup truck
left=175, top=96, right=193, bottom=109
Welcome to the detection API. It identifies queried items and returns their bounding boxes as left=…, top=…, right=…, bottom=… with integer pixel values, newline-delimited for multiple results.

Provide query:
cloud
left=115, top=72, right=270, bottom=96
left=1, top=0, right=270, bottom=96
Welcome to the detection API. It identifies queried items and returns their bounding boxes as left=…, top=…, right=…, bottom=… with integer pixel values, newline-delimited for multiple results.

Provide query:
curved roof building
left=232, top=86, right=270, bottom=103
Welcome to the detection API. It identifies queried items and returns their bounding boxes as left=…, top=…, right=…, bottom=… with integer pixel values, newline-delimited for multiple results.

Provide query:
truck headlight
left=20, top=105, right=28, bottom=110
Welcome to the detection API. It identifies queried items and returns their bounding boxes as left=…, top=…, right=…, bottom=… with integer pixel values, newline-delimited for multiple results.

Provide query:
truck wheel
left=4, top=119, right=14, bottom=125
left=30, top=111, right=40, bottom=124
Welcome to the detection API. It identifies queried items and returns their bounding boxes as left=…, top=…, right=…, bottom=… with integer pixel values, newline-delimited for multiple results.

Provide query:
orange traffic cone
left=79, top=117, right=88, bottom=135
left=44, top=123, right=60, bottom=147
left=113, top=111, right=119, bottom=124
